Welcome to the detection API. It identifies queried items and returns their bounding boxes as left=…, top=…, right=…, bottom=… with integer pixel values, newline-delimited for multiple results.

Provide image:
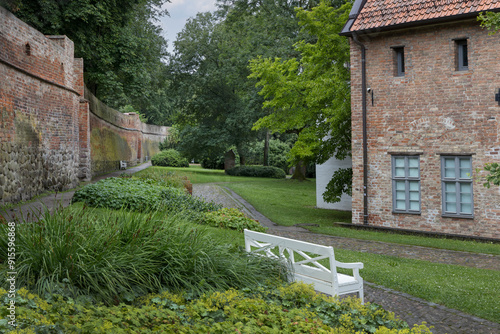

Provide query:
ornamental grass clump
left=0, top=206, right=287, bottom=305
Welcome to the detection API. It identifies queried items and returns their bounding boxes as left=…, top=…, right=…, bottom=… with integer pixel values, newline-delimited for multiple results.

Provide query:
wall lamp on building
left=367, top=88, right=374, bottom=106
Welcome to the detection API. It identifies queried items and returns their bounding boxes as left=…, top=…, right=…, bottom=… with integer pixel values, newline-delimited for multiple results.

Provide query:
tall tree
left=249, top=1, right=352, bottom=199
left=169, top=0, right=327, bottom=163
left=168, top=12, right=258, bottom=162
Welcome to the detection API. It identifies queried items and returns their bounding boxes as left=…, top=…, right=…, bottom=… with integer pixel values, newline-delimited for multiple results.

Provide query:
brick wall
left=0, top=7, right=169, bottom=204
left=86, top=88, right=169, bottom=177
left=350, top=19, right=500, bottom=239
left=0, top=7, right=81, bottom=203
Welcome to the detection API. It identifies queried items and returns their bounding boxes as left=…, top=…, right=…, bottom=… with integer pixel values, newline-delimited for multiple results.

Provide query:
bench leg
left=359, top=286, right=364, bottom=305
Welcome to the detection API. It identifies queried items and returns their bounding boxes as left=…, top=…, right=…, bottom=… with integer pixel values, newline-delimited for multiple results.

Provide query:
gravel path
left=193, top=183, right=500, bottom=334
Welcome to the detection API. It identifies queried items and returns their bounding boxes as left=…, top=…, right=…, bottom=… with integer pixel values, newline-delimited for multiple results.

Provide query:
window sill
left=451, top=70, right=472, bottom=76
left=442, top=214, right=474, bottom=219
left=392, top=211, right=421, bottom=215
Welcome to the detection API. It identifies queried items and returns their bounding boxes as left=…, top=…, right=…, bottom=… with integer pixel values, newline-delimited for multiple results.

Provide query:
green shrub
left=132, top=167, right=185, bottom=189
left=246, top=139, right=292, bottom=173
left=133, top=167, right=193, bottom=194
left=225, top=166, right=286, bottom=179
left=151, top=149, right=190, bottom=168
left=0, top=207, right=287, bottom=304
left=71, top=177, right=218, bottom=213
left=201, top=156, right=225, bottom=170
left=0, top=283, right=432, bottom=333
left=201, top=208, right=267, bottom=232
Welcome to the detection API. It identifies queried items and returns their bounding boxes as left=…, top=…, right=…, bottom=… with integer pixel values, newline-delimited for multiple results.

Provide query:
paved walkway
left=1, top=162, right=153, bottom=223
left=193, top=183, right=500, bottom=334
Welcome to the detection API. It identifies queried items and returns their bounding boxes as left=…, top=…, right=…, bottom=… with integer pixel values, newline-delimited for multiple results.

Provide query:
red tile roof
left=349, top=0, right=500, bottom=32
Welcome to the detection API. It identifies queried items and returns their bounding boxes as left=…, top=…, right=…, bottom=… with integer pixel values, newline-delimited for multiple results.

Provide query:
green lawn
left=335, top=249, right=500, bottom=323
left=134, top=165, right=265, bottom=184
left=133, top=166, right=500, bottom=323
left=136, top=165, right=500, bottom=255
left=225, top=180, right=500, bottom=256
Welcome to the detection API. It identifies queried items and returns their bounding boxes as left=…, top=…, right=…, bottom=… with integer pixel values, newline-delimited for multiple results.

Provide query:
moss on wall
left=90, top=126, right=133, bottom=175
left=142, top=137, right=161, bottom=161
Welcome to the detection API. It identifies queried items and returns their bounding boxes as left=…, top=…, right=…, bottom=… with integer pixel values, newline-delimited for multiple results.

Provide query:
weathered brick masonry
left=87, top=87, right=169, bottom=176
left=0, top=7, right=169, bottom=204
left=349, top=19, right=500, bottom=239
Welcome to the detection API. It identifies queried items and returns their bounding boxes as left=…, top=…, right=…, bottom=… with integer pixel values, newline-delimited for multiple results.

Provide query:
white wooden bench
left=120, top=161, right=127, bottom=170
left=244, top=229, right=364, bottom=304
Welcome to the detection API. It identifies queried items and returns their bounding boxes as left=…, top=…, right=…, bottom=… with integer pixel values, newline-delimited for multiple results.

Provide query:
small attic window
left=455, top=39, right=468, bottom=71
left=25, top=43, right=31, bottom=56
left=392, top=46, right=405, bottom=77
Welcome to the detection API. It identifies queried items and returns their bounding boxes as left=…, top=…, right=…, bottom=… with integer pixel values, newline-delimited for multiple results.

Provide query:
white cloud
left=160, top=0, right=217, bottom=53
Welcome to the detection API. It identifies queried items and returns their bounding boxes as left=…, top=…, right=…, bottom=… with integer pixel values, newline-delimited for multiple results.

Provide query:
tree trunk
left=291, top=161, right=307, bottom=181
left=263, top=131, right=269, bottom=166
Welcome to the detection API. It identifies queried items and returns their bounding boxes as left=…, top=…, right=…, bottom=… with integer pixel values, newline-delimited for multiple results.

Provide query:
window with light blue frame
left=441, top=156, right=473, bottom=217
left=392, top=156, right=420, bottom=213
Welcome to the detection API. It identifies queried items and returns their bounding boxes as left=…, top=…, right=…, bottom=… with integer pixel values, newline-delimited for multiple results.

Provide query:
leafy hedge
left=0, top=283, right=431, bottom=333
left=201, top=208, right=266, bottom=232
left=71, top=177, right=218, bottom=213
left=151, top=149, right=190, bottom=168
left=225, top=166, right=286, bottom=179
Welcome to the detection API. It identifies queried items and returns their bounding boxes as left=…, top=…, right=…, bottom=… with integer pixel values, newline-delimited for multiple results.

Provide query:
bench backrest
left=244, top=229, right=339, bottom=294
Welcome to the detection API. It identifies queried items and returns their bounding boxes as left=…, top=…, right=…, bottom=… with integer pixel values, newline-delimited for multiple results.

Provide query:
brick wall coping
left=0, top=57, right=81, bottom=96
left=85, top=87, right=169, bottom=136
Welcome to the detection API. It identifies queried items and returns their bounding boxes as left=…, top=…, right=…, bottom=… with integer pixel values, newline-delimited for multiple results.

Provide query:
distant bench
left=244, top=229, right=364, bottom=303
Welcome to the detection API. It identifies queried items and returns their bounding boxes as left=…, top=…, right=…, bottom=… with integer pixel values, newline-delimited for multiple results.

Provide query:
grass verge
left=335, top=249, right=500, bottom=323
left=133, top=165, right=266, bottom=184
left=225, top=180, right=500, bottom=255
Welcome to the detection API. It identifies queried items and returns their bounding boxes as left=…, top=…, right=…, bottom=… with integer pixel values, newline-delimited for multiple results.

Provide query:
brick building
left=340, top=0, right=500, bottom=239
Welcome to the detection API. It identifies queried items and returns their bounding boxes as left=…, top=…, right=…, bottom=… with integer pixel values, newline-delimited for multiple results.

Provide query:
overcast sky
left=159, top=0, right=218, bottom=54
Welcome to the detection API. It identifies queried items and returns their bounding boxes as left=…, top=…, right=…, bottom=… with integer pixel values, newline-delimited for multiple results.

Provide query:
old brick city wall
left=350, top=19, right=500, bottom=239
left=87, top=87, right=169, bottom=176
left=0, top=7, right=169, bottom=205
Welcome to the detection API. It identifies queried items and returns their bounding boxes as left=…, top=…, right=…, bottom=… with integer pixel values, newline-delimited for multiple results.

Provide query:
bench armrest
left=336, top=261, right=364, bottom=280
left=336, top=261, right=364, bottom=270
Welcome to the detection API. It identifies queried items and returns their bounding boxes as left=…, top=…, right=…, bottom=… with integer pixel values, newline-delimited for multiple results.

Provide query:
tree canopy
left=2, top=0, right=355, bottom=201
left=249, top=1, right=352, bottom=198
left=168, top=0, right=327, bottom=163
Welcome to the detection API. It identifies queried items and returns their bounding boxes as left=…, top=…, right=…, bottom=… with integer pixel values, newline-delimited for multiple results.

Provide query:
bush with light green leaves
left=0, top=283, right=432, bottom=333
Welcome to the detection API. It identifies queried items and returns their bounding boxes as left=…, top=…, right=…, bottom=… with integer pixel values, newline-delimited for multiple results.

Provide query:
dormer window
left=392, top=47, right=405, bottom=77
left=456, top=39, right=468, bottom=71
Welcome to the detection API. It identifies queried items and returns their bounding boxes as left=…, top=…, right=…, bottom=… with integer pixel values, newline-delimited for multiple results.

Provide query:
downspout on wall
left=351, top=33, right=369, bottom=225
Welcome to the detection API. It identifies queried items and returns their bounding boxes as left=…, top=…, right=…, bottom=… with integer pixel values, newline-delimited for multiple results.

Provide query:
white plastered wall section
left=316, top=155, right=352, bottom=211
